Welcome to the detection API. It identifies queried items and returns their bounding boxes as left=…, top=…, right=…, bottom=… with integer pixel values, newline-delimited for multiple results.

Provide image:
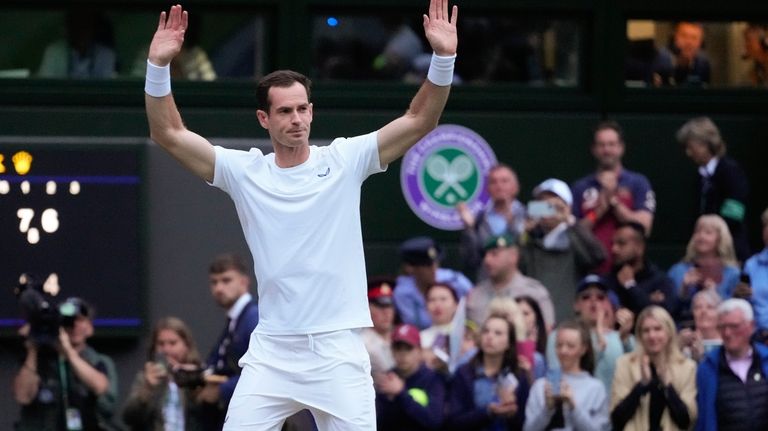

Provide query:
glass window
left=625, top=20, right=768, bottom=88
left=311, top=13, right=583, bottom=87
left=0, top=7, right=266, bottom=81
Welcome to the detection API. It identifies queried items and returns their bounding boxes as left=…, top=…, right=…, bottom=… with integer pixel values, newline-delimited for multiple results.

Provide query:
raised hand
left=148, top=4, right=189, bottom=66
left=423, top=0, right=458, bottom=56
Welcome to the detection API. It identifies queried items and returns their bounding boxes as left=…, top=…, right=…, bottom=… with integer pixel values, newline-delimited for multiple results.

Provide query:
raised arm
left=377, top=0, right=458, bottom=165
left=145, top=5, right=215, bottom=182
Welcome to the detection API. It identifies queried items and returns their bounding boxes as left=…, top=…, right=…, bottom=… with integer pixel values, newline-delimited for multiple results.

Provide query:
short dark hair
left=616, top=221, right=647, bottom=241
left=209, top=253, right=250, bottom=275
left=593, top=120, right=625, bottom=145
left=256, top=70, right=312, bottom=112
left=425, top=282, right=459, bottom=304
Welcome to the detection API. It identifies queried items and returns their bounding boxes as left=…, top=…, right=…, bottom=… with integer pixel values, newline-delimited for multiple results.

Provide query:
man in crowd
left=571, top=120, right=656, bottom=273
left=467, top=232, right=555, bottom=330
left=696, top=298, right=768, bottom=430
left=604, top=221, right=676, bottom=315
left=13, top=296, right=119, bottom=431
left=200, top=253, right=259, bottom=428
left=394, top=236, right=473, bottom=330
left=519, top=178, right=605, bottom=322
left=457, top=163, right=526, bottom=280
left=361, top=276, right=397, bottom=377
left=653, top=21, right=711, bottom=86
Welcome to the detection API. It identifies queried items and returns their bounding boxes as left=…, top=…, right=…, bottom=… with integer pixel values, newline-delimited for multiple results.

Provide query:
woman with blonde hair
left=610, top=306, right=697, bottom=431
left=668, top=214, right=740, bottom=322
left=123, top=316, right=206, bottom=431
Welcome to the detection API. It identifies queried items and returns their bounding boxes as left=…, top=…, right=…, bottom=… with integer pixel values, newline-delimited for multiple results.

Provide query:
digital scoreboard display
left=0, top=141, right=144, bottom=333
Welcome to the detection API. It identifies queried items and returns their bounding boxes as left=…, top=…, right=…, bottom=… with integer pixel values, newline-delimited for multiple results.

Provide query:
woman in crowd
left=445, top=312, right=530, bottom=431
left=668, top=214, right=740, bottom=322
left=524, top=319, right=610, bottom=431
left=678, top=290, right=722, bottom=362
left=420, top=283, right=461, bottom=372
left=123, top=317, right=206, bottom=431
left=610, top=306, right=697, bottom=431
left=516, top=296, right=548, bottom=379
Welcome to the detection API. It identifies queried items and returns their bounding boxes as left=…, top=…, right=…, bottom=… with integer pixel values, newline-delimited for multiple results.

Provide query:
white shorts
left=223, top=329, right=375, bottom=431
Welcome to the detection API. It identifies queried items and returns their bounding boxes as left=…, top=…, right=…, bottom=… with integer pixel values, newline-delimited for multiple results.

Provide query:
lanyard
left=58, top=356, right=70, bottom=409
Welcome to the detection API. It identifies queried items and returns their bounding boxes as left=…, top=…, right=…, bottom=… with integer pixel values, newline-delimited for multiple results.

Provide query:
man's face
left=536, top=193, right=569, bottom=232
left=65, top=315, right=93, bottom=348
left=256, top=82, right=313, bottom=150
left=487, top=167, right=518, bottom=203
left=592, top=129, right=625, bottom=170
left=369, top=303, right=395, bottom=333
left=718, top=309, right=754, bottom=356
left=611, top=227, right=644, bottom=266
left=209, top=269, right=249, bottom=309
left=674, top=23, right=704, bottom=61
left=684, top=139, right=712, bottom=166
left=482, top=247, right=517, bottom=281
left=406, top=263, right=437, bottom=289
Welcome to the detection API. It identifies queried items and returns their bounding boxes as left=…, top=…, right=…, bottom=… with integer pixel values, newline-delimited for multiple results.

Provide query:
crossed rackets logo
left=422, top=148, right=478, bottom=206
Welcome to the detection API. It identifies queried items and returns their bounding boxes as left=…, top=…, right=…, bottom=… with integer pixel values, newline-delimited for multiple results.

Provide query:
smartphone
left=546, top=368, right=561, bottom=396
left=527, top=200, right=556, bottom=218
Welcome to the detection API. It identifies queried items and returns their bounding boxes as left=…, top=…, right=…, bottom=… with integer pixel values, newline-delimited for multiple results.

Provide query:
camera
left=154, top=353, right=206, bottom=389
left=13, top=273, right=82, bottom=347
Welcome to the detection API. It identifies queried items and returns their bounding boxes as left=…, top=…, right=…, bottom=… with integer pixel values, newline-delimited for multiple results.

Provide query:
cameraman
left=13, top=297, right=119, bottom=431
left=123, top=316, right=206, bottom=430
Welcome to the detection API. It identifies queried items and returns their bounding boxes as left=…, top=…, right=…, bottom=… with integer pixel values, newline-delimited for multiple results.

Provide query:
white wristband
left=145, top=60, right=171, bottom=97
left=426, top=53, right=456, bottom=86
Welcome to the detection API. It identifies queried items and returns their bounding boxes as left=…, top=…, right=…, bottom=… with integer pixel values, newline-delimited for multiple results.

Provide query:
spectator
left=668, top=214, right=740, bottom=323
left=571, top=120, right=656, bottom=273
left=375, top=324, right=446, bottom=431
left=37, top=9, right=116, bottom=79
left=13, top=297, right=119, bottom=431
left=199, top=253, right=259, bottom=429
left=677, top=116, right=751, bottom=261
left=546, top=274, right=635, bottom=393
left=467, top=232, right=555, bottom=330
left=361, top=276, right=397, bottom=377
left=742, top=24, right=768, bottom=87
left=604, top=221, right=676, bottom=315
left=394, top=236, right=473, bottom=330
left=678, top=290, right=723, bottom=362
left=515, top=296, right=549, bottom=361
left=458, top=164, right=526, bottom=280
left=488, top=297, right=546, bottom=380
left=122, top=317, right=206, bottom=430
left=420, top=283, right=462, bottom=373
left=519, top=178, right=605, bottom=322
left=611, top=306, right=697, bottom=431
left=653, top=22, right=711, bottom=87
left=743, top=207, right=768, bottom=339
left=696, top=298, right=768, bottom=431
left=445, top=313, right=530, bottom=431
left=524, top=319, right=611, bottom=431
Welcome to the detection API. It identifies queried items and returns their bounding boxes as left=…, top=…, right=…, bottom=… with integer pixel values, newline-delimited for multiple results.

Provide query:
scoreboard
left=0, top=140, right=144, bottom=333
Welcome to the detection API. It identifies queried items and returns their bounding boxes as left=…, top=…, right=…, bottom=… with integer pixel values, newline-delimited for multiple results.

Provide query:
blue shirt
left=744, top=248, right=768, bottom=330
left=394, top=268, right=473, bottom=330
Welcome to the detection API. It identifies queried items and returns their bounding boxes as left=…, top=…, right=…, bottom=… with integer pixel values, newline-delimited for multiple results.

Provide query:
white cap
left=533, top=178, right=573, bottom=207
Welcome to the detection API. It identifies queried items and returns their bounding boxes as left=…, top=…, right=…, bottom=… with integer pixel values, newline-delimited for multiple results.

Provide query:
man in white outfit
left=143, top=1, right=458, bottom=429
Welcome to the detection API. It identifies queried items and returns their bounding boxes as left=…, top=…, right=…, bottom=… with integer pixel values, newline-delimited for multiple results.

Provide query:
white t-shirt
left=211, top=131, right=386, bottom=335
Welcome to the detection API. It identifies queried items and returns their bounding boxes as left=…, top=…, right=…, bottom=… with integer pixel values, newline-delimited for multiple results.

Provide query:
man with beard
left=603, top=222, right=676, bottom=316
left=571, top=121, right=656, bottom=274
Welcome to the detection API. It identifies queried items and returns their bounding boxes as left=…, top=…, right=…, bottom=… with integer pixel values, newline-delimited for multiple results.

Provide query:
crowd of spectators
left=10, top=115, right=764, bottom=431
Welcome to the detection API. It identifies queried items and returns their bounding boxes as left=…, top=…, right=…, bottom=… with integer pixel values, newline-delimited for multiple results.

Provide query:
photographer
left=123, top=317, right=206, bottom=431
left=13, top=297, right=119, bottom=431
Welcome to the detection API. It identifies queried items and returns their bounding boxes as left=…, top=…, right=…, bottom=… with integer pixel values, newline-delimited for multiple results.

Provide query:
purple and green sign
left=400, top=124, right=497, bottom=231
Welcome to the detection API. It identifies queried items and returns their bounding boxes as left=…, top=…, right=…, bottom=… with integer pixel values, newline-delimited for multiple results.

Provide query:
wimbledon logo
left=400, top=124, right=497, bottom=230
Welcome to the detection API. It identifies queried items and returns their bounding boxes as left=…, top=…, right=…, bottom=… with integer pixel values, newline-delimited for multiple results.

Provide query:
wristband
left=426, top=53, right=456, bottom=86
left=145, top=60, right=171, bottom=97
